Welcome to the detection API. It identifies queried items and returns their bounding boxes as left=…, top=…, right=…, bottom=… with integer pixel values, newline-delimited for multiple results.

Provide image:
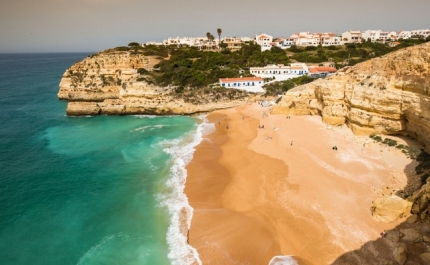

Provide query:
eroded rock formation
left=272, top=42, right=430, bottom=151
left=58, top=50, right=254, bottom=116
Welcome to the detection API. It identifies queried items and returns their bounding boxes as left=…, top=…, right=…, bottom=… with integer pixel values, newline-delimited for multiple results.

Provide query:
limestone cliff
left=272, top=42, right=430, bottom=151
left=58, top=50, right=254, bottom=116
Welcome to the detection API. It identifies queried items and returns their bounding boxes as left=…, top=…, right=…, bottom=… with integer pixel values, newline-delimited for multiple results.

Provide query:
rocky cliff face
left=58, top=50, right=253, bottom=116
left=272, top=42, right=430, bottom=151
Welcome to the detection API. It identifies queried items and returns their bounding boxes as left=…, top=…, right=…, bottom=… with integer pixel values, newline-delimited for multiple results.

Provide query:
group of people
left=286, top=116, right=291, bottom=119
left=332, top=146, right=338, bottom=150
left=258, top=125, right=265, bottom=129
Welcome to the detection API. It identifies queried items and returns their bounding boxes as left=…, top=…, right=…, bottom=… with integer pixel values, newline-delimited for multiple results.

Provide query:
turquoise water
left=0, top=54, right=204, bottom=265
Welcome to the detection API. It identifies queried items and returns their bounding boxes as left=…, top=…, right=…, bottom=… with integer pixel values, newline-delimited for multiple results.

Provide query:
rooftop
left=220, top=77, right=263, bottom=82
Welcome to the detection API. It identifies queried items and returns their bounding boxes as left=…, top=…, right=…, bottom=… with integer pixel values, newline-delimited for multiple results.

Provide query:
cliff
left=58, top=50, right=254, bottom=115
left=271, top=42, right=430, bottom=151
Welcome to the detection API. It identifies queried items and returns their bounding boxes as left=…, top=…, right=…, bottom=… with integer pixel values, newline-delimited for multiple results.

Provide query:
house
left=285, top=32, right=342, bottom=47
left=319, top=33, right=343, bottom=46
left=250, top=63, right=310, bottom=81
left=223, top=37, right=243, bottom=50
left=219, top=77, right=264, bottom=93
left=361, top=30, right=397, bottom=43
left=308, top=67, right=337, bottom=78
left=341, top=31, right=362, bottom=43
left=240, top=37, right=254, bottom=43
left=255, top=33, right=273, bottom=51
left=142, top=41, right=163, bottom=46
left=398, top=29, right=430, bottom=39
left=388, top=41, right=401, bottom=47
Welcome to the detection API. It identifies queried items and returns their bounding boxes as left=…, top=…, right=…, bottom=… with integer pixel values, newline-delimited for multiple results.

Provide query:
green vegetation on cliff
left=151, top=43, right=290, bottom=89
left=97, top=37, right=429, bottom=91
left=263, top=75, right=314, bottom=96
left=101, top=43, right=290, bottom=89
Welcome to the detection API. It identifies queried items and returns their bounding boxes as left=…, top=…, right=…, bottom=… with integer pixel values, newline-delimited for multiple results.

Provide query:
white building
left=219, top=77, right=264, bottom=93
left=398, top=29, right=430, bottom=39
left=286, top=32, right=342, bottom=47
left=361, top=30, right=397, bottom=43
left=270, top=38, right=294, bottom=49
left=162, top=37, right=219, bottom=50
left=341, top=31, right=362, bottom=43
left=249, top=63, right=310, bottom=81
left=319, top=33, right=343, bottom=46
left=142, top=41, right=163, bottom=46
left=240, top=37, right=254, bottom=43
left=255, top=33, right=273, bottom=51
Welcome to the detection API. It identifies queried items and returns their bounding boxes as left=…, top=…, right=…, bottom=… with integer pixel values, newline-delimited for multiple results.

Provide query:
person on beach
left=226, top=125, right=229, bottom=129
left=291, top=141, right=293, bottom=146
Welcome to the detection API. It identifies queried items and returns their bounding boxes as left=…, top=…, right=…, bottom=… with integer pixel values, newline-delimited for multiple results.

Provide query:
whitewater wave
left=157, top=115, right=214, bottom=265
left=133, top=124, right=171, bottom=132
left=269, top=255, right=299, bottom=265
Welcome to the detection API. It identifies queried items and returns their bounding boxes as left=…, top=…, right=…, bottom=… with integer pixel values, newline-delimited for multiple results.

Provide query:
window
left=222, top=84, right=225, bottom=87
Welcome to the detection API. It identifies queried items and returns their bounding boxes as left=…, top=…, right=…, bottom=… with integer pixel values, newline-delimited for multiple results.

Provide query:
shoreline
left=184, top=103, right=415, bottom=264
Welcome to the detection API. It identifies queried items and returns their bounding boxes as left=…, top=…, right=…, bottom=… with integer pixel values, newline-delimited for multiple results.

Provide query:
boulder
left=371, top=195, right=412, bottom=223
left=400, top=228, right=421, bottom=242
left=419, top=253, right=430, bottom=263
left=406, top=214, right=418, bottom=224
left=393, top=246, right=407, bottom=265
left=386, top=230, right=400, bottom=242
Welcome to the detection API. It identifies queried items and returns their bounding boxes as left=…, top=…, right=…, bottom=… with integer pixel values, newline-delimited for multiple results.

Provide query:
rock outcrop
left=371, top=195, right=412, bottom=223
left=58, top=50, right=255, bottom=116
left=272, top=42, right=430, bottom=151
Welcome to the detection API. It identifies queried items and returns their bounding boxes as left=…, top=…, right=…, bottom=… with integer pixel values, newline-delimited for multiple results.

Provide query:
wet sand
left=185, top=103, right=413, bottom=265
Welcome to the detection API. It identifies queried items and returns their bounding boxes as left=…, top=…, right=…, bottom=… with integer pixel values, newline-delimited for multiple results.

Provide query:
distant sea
left=0, top=53, right=207, bottom=265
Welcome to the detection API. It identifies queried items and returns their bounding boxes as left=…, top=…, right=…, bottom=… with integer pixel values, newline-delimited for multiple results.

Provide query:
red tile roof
left=220, top=77, right=263, bottom=83
left=309, top=67, right=337, bottom=73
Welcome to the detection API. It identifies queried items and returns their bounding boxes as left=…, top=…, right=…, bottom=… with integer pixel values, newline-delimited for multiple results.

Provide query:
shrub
left=369, top=134, right=382, bottom=142
left=128, top=42, right=141, bottom=47
left=137, top=68, right=148, bottom=75
left=114, top=46, right=130, bottom=51
left=382, top=138, right=397, bottom=147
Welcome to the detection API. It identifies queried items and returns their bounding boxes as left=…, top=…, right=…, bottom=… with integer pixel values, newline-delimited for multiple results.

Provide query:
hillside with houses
left=58, top=28, right=430, bottom=115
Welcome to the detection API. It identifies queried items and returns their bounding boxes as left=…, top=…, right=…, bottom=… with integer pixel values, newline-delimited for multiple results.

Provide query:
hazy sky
left=1, top=0, right=429, bottom=53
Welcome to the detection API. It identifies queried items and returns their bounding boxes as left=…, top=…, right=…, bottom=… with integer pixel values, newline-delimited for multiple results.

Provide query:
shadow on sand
left=331, top=147, right=430, bottom=265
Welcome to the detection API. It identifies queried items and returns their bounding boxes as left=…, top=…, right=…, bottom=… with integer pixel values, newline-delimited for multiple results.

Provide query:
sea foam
left=269, top=255, right=299, bottom=265
left=157, top=115, right=214, bottom=265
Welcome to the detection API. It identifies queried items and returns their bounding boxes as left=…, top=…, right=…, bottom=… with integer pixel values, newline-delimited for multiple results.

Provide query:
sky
left=0, top=0, right=429, bottom=53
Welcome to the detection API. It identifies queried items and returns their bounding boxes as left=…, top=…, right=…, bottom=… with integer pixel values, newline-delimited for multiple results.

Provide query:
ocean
left=0, top=53, right=208, bottom=265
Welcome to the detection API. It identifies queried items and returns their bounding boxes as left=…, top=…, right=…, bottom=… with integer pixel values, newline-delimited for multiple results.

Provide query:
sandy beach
left=185, top=103, right=415, bottom=265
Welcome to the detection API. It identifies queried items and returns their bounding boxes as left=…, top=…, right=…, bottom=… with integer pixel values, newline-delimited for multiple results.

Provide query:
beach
left=185, top=103, right=414, bottom=265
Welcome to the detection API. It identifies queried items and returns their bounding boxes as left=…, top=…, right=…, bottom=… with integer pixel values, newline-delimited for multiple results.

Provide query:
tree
left=206, top=32, right=215, bottom=41
left=219, top=42, right=228, bottom=49
left=217, top=28, right=222, bottom=47
left=128, top=42, right=141, bottom=47
left=270, top=46, right=284, bottom=54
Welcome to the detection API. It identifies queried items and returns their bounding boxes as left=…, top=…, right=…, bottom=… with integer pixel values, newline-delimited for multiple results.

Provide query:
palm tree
left=217, top=28, right=222, bottom=47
